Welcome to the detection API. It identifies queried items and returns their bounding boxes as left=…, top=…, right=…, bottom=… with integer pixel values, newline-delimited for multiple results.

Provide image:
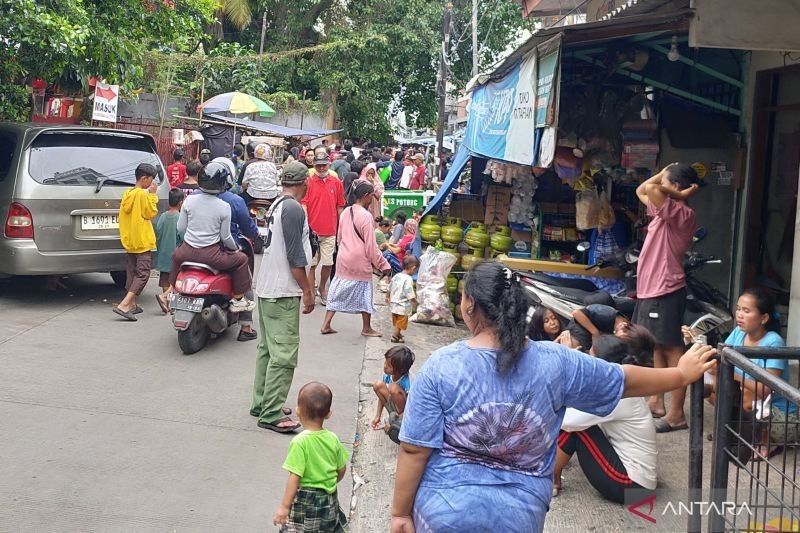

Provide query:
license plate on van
left=169, top=293, right=204, bottom=312
left=81, top=214, right=119, bottom=230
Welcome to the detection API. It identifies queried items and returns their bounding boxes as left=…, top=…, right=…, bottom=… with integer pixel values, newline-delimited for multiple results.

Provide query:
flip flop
left=133, top=305, right=144, bottom=315
left=654, top=418, right=689, bottom=433
left=391, top=336, right=404, bottom=343
left=112, top=306, right=137, bottom=322
left=258, top=417, right=301, bottom=434
left=155, top=294, right=170, bottom=314
left=249, top=406, right=292, bottom=417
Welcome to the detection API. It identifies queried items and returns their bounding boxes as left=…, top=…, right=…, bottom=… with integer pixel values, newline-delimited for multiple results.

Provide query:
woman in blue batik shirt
left=391, top=261, right=717, bottom=533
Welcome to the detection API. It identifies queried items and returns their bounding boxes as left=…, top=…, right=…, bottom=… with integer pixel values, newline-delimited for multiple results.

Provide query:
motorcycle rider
left=240, top=143, right=280, bottom=205
left=171, top=162, right=255, bottom=313
left=633, top=163, right=699, bottom=433
left=217, top=162, right=261, bottom=342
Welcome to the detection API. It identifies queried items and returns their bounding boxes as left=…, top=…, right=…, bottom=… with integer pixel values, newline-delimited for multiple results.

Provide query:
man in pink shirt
left=633, top=163, right=699, bottom=433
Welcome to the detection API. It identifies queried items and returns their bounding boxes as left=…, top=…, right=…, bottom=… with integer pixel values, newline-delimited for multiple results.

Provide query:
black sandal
left=258, top=417, right=300, bottom=434
left=237, top=329, right=258, bottom=342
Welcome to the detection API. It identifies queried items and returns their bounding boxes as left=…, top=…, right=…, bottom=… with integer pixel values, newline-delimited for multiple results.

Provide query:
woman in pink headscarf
left=359, top=166, right=384, bottom=221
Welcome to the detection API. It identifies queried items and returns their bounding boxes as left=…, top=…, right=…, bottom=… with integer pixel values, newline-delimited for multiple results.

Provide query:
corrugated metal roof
left=600, top=0, right=689, bottom=21
left=205, top=114, right=341, bottom=139
left=474, top=7, right=692, bottom=87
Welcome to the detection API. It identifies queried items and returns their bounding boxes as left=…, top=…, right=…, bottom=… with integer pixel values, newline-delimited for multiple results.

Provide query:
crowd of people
left=112, top=152, right=797, bottom=532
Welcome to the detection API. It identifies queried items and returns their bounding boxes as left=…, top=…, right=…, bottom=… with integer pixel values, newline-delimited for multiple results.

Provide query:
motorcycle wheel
left=178, top=314, right=209, bottom=355
left=252, top=237, right=264, bottom=255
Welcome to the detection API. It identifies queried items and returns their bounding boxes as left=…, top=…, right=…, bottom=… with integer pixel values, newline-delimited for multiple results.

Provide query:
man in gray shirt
left=251, top=161, right=315, bottom=433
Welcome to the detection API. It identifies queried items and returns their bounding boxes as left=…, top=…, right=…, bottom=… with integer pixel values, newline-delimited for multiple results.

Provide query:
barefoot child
left=273, top=382, right=348, bottom=532
left=390, top=256, right=419, bottom=343
left=154, top=188, right=184, bottom=313
left=371, top=346, right=415, bottom=443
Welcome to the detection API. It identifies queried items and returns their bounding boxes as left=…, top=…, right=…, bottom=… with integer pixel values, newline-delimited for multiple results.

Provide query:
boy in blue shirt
left=371, top=346, right=415, bottom=443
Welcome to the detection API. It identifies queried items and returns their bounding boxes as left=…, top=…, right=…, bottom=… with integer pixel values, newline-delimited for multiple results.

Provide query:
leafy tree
left=0, top=0, right=216, bottom=120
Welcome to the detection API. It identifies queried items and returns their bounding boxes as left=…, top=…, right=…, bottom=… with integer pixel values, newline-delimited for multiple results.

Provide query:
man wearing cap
left=409, top=152, right=426, bottom=190
left=240, top=143, right=280, bottom=205
left=251, top=161, right=315, bottom=434
left=199, top=148, right=212, bottom=167
left=302, top=152, right=345, bottom=304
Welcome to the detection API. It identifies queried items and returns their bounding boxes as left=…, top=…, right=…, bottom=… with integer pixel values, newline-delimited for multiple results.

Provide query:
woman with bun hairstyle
left=554, top=335, right=657, bottom=502
left=391, top=261, right=717, bottom=532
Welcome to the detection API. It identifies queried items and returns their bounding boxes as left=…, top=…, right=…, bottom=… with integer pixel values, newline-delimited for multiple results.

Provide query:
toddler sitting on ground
left=371, top=346, right=415, bottom=443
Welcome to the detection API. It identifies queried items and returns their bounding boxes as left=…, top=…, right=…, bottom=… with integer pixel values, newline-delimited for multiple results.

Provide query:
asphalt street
left=0, top=269, right=363, bottom=532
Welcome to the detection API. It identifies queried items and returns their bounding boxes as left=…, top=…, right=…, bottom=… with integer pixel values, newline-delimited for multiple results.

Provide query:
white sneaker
left=229, top=297, right=256, bottom=313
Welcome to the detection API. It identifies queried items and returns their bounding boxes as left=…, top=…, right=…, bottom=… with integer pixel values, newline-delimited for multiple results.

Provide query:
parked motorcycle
left=170, top=238, right=255, bottom=354
left=519, top=227, right=733, bottom=345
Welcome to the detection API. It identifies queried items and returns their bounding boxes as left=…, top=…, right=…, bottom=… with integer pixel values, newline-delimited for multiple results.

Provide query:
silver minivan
left=0, top=124, right=168, bottom=286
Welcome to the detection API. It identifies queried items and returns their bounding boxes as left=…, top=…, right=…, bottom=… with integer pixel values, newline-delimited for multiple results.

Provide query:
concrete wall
left=268, top=109, right=327, bottom=132
left=691, top=0, right=800, bottom=52
left=118, top=94, right=192, bottom=122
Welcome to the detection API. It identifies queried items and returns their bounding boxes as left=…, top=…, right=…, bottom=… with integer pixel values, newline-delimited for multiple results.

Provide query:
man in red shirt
left=302, top=152, right=345, bottom=304
left=633, top=163, right=699, bottom=433
left=409, top=153, right=426, bottom=190
left=166, top=148, right=187, bottom=188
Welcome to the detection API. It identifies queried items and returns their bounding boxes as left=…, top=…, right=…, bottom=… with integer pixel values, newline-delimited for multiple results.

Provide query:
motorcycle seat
left=181, top=262, right=220, bottom=275
left=523, top=271, right=599, bottom=292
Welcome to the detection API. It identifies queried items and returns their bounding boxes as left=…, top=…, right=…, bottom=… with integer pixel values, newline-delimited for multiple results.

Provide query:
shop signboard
left=463, top=37, right=561, bottom=167
left=92, top=82, right=119, bottom=123
left=382, top=190, right=435, bottom=220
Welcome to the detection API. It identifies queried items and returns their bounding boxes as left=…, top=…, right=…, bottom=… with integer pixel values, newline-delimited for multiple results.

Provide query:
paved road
left=0, top=271, right=363, bottom=532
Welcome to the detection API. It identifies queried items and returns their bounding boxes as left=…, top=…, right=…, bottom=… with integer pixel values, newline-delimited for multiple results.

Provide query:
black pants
left=557, top=426, right=646, bottom=503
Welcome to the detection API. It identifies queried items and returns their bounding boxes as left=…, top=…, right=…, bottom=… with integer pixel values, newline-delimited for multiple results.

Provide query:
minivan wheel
left=110, top=271, right=127, bottom=289
left=178, top=314, right=209, bottom=355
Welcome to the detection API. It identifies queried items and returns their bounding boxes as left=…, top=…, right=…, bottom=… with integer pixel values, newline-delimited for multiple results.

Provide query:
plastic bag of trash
left=411, top=247, right=457, bottom=327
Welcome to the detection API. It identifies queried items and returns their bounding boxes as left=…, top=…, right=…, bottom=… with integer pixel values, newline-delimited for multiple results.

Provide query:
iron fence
left=688, top=345, right=800, bottom=532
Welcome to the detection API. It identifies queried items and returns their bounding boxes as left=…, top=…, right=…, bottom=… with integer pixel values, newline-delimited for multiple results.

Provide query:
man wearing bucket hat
left=302, top=151, right=345, bottom=305
left=240, top=143, right=280, bottom=205
left=251, top=161, right=315, bottom=434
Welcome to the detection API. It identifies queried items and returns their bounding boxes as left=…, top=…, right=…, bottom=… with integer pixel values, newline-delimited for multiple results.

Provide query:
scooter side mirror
left=693, top=227, right=707, bottom=243
left=576, top=241, right=591, bottom=252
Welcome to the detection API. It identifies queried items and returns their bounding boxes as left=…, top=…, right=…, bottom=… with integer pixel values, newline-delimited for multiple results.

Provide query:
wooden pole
left=435, top=1, right=453, bottom=162
left=259, top=11, right=267, bottom=55
left=198, top=77, right=205, bottom=126
left=472, top=0, right=479, bottom=78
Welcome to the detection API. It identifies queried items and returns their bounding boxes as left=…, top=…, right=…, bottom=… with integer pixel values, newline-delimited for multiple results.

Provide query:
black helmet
left=246, top=140, right=258, bottom=158
left=198, top=161, right=230, bottom=194
left=173, top=147, right=185, bottom=160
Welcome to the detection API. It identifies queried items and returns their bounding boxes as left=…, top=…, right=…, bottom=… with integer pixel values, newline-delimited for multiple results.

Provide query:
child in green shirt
left=273, top=382, right=349, bottom=532
left=154, top=188, right=184, bottom=313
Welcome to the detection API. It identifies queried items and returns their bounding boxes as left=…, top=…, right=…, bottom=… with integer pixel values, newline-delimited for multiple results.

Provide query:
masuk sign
left=92, top=82, right=119, bottom=123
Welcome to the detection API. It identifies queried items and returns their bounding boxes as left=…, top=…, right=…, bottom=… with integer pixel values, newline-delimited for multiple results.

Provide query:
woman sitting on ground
left=391, top=261, right=716, bottom=532
left=528, top=306, right=565, bottom=341
left=554, top=335, right=656, bottom=503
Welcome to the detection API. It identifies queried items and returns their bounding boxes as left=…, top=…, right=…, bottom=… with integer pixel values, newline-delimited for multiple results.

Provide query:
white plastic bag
left=411, top=247, right=457, bottom=327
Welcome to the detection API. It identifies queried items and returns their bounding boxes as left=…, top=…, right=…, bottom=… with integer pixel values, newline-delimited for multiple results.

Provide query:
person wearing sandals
left=319, top=181, right=391, bottom=337
left=389, top=256, right=419, bottom=344
left=113, top=163, right=159, bottom=321
left=390, top=261, right=718, bottom=533
left=251, top=162, right=316, bottom=434
left=154, top=188, right=184, bottom=314
left=686, top=288, right=795, bottom=458
left=372, top=346, right=415, bottom=444
left=273, top=382, right=348, bottom=532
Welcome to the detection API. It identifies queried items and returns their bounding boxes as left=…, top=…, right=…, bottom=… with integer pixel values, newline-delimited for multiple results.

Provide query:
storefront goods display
left=490, top=226, right=514, bottom=254
left=411, top=247, right=457, bottom=327
left=441, top=218, right=464, bottom=245
left=485, top=160, right=530, bottom=184
left=442, top=244, right=461, bottom=269
left=419, top=215, right=442, bottom=243
left=465, top=223, right=490, bottom=249
left=447, top=274, right=458, bottom=294
left=461, top=248, right=485, bottom=270
left=509, top=172, right=538, bottom=226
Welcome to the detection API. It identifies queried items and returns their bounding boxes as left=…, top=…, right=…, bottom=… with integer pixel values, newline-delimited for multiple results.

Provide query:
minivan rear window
left=28, top=131, right=162, bottom=186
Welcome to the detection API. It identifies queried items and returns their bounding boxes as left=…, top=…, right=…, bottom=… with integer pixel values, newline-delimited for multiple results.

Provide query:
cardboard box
left=511, top=229, right=532, bottom=243
left=484, top=185, right=512, bottom=226
left=449, top=196, right=484, bottom=223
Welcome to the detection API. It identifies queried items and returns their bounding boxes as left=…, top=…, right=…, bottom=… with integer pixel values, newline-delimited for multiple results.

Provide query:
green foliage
left=0, top=0, right=216, bottom=120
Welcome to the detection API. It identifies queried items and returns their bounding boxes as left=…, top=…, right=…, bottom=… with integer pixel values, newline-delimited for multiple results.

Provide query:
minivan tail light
left=5, top=203, right=34, bottom=239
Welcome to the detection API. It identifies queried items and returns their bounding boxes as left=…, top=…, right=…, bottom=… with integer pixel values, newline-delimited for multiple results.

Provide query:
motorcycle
left=519, top=226, right=733, bottom=345
left=247, top=199, right=272, bottom=254
left=170, top=237, right=255, bottom=355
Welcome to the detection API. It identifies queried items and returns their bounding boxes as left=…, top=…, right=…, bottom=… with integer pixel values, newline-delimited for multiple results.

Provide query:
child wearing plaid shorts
left=273, top=382, right=348, bottom=532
